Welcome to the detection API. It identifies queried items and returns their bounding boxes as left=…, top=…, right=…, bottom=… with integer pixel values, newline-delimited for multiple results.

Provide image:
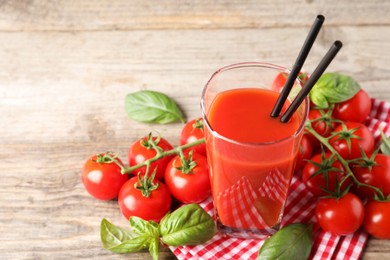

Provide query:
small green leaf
left=310, top=92, right=329, bottom=108
left=159, top=204, right=216, bottom=246
left=100, top=218, right=136, bottom=248
left=125, top=90, right=185, bottom=124
left=106, top=235, right=150, bottom=253
left=380, top=128, right=390, bottom=156
left=257, top=223, right=312, bottom=260
left=100, top=218, right=147, bottom=253
left=309, top=73, right=360, bottom=108
left=130, top=216, right=160, bottom=237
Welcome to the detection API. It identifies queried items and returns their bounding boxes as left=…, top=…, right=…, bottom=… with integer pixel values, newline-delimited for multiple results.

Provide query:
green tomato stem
left=177, top=149, right=197, bottom=174
left=122, top=138, right=205, bottom=174
left=96, top=152, right=126, bottom=171
left=134, top=163, right=159, bottom=198
left=148, top=136, right=164, bottom=155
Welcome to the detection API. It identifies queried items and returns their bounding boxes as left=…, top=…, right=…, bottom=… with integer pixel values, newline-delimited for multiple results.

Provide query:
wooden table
left=1, top=1, right=389, bottom=259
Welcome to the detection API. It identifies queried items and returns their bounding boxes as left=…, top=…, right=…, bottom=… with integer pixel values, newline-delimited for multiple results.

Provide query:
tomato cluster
left=282, top=78, right=390, bottom=239
left=81, top=118, right=210, bottom=223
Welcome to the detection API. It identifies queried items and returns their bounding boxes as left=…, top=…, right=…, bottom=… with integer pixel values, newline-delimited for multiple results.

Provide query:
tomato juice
left=204, top=87, right=305, bottom=236
left=207, top=88, right=299, bottom=143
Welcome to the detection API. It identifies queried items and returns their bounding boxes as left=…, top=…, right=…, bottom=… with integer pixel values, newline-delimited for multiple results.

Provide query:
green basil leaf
left=105, top=235, right=150, bottom=253
left=125, top=90, right=185, bottom=124
left=159, top=204, right=216, bottom=246
left=380, top=128, right=390, bottom=156
left=130, top=216, right=159, bottom=237
left=309, top=72, right=360, bottom=108
left=100, top=218, right=136, bottom=248
left=309, top=91, right=329, bottom=108
left=100, top=218, right=147, bottom=253
left=257, top=223, right=312, bottom=260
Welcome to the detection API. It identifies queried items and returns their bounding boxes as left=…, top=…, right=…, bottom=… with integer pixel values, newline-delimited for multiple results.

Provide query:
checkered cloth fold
left=171, top=98, right=389, bottom=260
left=217, top=169, right=288, bottom=231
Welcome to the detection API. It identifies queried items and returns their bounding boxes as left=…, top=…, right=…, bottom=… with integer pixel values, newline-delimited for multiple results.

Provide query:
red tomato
left=333, top=89, right=372, bottom=123
left=81, top=153, right=128, bottom=200
left=118, top=176, right=171, bottom=222
left=364, top=200, right=390, bottom=239
left=315, top=193, right=364, bottom=236
left=272, top=71, right=309, bottom=92
left=329, top=122, right=374, bottom=160
left=272, top=72, right=288, bottom=92
left=305, top=109, right=338, bottom=151
left=180, top=118, right=207, bottom=156
left=165, top=152, right=211, bottom=204
left=307, top=109, right=337, bottom=137
left=128, top=135, right=174, bottom=180
left=352, top=153, right=390, bottom=199
left=302, top=152, right=350, bottom=196
left=295, top=135, right=313, bottom=171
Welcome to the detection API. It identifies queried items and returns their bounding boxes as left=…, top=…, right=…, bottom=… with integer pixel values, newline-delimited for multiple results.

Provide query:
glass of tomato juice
left=201, top=62, right=309, bottom=239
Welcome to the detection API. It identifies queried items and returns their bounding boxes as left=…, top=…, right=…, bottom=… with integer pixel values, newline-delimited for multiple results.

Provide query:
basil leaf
left=100, top=218, right=147, bottom=253
left=380, top=128, right=390, bottom=156
left=309, top=72, right=360, bottom=108
left=257, top=223, right=312, bottom=260
left=159, top=204, right=216, bottom=246
left=130, top=216, right=159, bottom=237
left=105, top=235, right=150, bottom=253
left=310, top=92, right=328, bottom=109
left=100, top=218, right=136, bottom=248
left=125, top=90, right=185, bottom=124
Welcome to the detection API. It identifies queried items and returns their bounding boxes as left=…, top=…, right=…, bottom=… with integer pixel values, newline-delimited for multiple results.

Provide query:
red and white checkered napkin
left=170, top=98, right=390, bottom=260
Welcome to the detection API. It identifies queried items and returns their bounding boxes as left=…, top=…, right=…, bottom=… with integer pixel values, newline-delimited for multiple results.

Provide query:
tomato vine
left=305, top=122, right=385, bottom=199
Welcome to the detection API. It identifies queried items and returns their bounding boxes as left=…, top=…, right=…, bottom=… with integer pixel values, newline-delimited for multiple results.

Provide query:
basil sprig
left=101, top=204, right=216, bottom=260
left=125, top=90, right=185, bottom=124
left=309, top=72, right=360, bottom=108
left=257, top=223, right=312, bottom=260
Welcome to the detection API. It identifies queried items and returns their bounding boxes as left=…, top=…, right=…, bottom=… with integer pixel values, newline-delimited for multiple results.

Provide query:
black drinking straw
left=280, top=40, right=343, bottom=123
left=271, top=14, right=325, bottom=118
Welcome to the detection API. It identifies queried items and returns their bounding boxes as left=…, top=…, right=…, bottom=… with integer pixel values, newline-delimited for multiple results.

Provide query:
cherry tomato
left=128, top=135, right=174, bottom=180
left=307, top=109, right=337, bottom=137
left=165, top=151, right=211, bottom=204
left=302, top=152, right=350, bottom=196
left=118, top=176, right=171, bottom=222
left=305, top=108, right=338, bottom=151
left=295, top=135, right=313, bottom=171
left=329, top=122, right=374, bottom=160
left=364, top=200, right=390, bottom=239
left=315, top=193, right=364, bottom=236
left=272, top=71, right=309, bottom=92
left=180, top=118, right=207, bottom=156
left=352, top=153, right=390, bottom=199
left=81, top=153, right=128, bottom=200
left=272, top=72, right=288, bottom=92
left=333, top=89, right=372, bottom=123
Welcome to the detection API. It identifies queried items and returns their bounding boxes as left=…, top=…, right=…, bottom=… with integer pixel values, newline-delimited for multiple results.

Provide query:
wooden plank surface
left=0, top=1, right=389, bottom=259
left=0, top=0, right=389, bottom=31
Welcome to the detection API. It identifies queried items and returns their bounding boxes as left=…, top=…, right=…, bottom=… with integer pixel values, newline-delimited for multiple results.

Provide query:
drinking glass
left=201, top=62, right=309, bottom=239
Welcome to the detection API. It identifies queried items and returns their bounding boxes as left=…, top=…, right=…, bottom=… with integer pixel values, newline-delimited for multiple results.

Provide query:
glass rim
left=200, top=62, right=309, bottom=147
